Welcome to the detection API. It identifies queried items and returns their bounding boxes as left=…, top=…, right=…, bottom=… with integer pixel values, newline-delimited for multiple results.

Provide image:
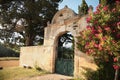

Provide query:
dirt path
left=0, top=60, right=19, bottom=67
left=20, top=74, right=73, bottom=80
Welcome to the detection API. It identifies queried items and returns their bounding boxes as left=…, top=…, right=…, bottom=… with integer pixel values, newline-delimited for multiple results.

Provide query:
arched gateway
left=20, top=6, right=97, bottom=79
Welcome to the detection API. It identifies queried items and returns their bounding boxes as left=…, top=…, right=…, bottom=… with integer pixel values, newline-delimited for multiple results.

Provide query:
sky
left=59, top=0, right=99, bottom=13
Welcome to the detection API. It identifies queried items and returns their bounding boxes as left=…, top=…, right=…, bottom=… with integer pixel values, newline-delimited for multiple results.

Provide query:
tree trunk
left=25, top=35, right=34, bottom=46
left=114, top=69, right=119, bottom=80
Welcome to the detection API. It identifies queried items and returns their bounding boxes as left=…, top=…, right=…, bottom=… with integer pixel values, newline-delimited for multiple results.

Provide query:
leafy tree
left=57, top=32, right=74, bottom=59
left=58, top=33, right=73, bottom=47
left=0, top=0, right=63, bottom=46
left=99, top=0, right=116, bottom=5
left=77, top=1, right=120, bottom=80
left=78, top=0, right=88, bottom=16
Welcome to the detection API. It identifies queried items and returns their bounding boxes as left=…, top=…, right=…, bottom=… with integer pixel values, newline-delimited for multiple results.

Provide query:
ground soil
left=18, top=74, right=73, bottom=80
left=0, top=60, right=19, bottom=67
left=0, top=60, right=73, bottom=80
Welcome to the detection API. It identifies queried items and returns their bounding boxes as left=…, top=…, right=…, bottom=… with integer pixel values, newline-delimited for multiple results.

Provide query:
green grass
left=70, top=79, right=82, bottom=80
left=69, top=78, right=83, bottom=80
left=0, top=67, right=48, bottom=80
left=0, top=57, right=19, bottom=61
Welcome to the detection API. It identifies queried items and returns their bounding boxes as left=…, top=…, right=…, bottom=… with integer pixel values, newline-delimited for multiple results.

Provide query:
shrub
left=77, top=1, right=120, bottom=80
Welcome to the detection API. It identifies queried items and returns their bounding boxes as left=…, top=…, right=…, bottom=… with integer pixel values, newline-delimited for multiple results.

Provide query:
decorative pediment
left=51, top=5, right=77, bottom=24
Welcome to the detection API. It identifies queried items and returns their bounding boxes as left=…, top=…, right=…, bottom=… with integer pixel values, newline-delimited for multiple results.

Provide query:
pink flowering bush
left=77, top=1, right=120, bottom=80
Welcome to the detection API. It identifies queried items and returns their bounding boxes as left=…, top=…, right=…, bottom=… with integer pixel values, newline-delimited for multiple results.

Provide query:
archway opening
left=55, top=32, right=74, bottom=76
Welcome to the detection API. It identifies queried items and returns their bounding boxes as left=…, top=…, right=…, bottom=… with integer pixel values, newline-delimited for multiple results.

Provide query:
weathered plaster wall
left=20, top=46, right=54, bottom=72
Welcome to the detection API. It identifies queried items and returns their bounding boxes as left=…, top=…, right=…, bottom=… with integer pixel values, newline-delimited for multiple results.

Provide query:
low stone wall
left=74, top=50, right=98, bottom=79
left=20, top=46, right=54, bottom=72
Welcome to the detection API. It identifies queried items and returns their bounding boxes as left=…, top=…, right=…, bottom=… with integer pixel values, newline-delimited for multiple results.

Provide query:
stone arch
left=53, top=30, right=75, bottom=75
left=54, top=31, right=69, bottom=48
left=54, top=31, right=73, bottom=56
left=53, top=31, right=69, bottom=64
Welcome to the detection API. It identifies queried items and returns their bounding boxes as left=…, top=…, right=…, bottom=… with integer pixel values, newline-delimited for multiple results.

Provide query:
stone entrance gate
left=20, top=6, right=97, bottom=79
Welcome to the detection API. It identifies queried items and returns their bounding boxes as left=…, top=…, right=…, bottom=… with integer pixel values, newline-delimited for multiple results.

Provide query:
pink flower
left=116, top=0, right=120, bottom=3
left=86, top=16, right=92, bottom=23
left=90, top=49, right=94, bottom=53
left=91, top=27, right=97, bottom=34
left=113, top=65, right=120, bottom=70
left=98, top=26, right=102, bottom=33
left=95, top=34, right=99, bottom=37
left=94, top=11, right=97, bottom=15
left=94, top=43, right=98, bottom=48
left=102, top=37, right=106, bottom=40
left=104, top=27, right=110, bottom=31
left=96, top=4, right=101, bottom=10
left=98, top=45, right=102, bottom=50
left=113, top=58, right=118, bottom=62
left=94, top=10, right=100, bottom=15
left=98, top=26, right=101, bottom=29
left=112, top=40, right=116, bottom=44
left=98, top=30, right=102, bottom=33
left=87, top=49, right=94, bottom=54
left=116, top=0, right=120, bottom=1
left=98, top=29, right=102, bottom=33
left=103, top=6, right=108, bottom=11
left=85, top=42, right=89, bottom=49
left=89, top=36, right=92, bottom=40
left=94, top=21, right=98, bottom=24
left=117, top=22, right=120, bottom=26
left=112, top=30, right=115, bottom=33
left=112, top=8, right=116, bottom=13
left=116, top=34, right=120, bottom=38
left=86, top=49, right=91, bottom=54
left=92, top=30, right=97, bottom=34
left=86, top=25, right=91, bottom=30
left=109, top=52, right=113, bottom=55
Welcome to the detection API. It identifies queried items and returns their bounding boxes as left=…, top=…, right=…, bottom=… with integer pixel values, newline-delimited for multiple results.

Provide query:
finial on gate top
left=64, top=5, right=68, bottom=8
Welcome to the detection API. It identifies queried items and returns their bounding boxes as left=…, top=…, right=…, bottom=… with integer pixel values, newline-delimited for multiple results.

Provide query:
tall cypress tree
left=78, top=0, right=88, bottom=16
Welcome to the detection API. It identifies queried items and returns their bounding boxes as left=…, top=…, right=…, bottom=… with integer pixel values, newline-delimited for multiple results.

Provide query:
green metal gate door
left=55, top=59, right=74, bottom=76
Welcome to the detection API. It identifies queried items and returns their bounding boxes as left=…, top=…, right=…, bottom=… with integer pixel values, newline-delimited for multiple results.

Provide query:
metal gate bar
left=55, top=59, right=74, bottom=76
